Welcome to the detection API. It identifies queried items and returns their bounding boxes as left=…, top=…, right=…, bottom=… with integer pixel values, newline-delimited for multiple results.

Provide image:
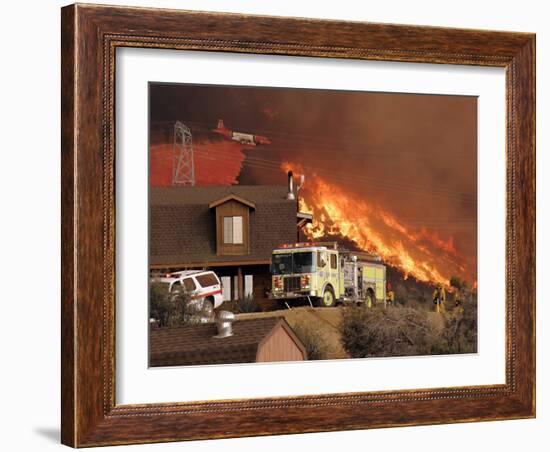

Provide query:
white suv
left=159, top=270, right=224, bottom=310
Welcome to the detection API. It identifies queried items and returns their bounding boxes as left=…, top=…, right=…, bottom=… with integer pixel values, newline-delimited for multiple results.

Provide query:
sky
left=149, top=83, right=477, bottom=284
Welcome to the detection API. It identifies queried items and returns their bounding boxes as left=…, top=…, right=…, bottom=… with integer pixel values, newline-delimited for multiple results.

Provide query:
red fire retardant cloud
left=149, top=139, right=248, bottom=186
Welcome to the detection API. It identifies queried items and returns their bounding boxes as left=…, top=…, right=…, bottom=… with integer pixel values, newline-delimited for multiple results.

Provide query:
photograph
left=148, top=83, right=479, bottom=367
left=51, top=1, right=536, bottom=447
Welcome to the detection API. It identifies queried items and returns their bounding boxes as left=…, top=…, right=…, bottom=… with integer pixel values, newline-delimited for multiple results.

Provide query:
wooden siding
left=256, top=324, right=307, bottom=362
left=215, top=200, right=250, bottom=256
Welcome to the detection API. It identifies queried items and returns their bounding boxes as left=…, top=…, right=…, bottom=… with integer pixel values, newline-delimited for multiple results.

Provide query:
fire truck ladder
left=172, top=121, right=195, bottom=186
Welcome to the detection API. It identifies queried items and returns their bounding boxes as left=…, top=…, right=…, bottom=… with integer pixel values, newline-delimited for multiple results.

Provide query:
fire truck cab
left=270, top=242, right=386, bottom=308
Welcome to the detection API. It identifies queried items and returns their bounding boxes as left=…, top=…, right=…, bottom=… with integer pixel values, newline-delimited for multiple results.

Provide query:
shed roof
left=150, top=316, right=306, bottom=366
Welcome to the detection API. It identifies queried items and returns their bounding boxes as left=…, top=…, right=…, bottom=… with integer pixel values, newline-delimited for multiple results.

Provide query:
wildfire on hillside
left=284, top=162, right=472, bottom=286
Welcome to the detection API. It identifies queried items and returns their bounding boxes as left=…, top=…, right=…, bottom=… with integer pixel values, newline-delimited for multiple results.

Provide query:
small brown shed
left=150, top=316, right=307, bottom=367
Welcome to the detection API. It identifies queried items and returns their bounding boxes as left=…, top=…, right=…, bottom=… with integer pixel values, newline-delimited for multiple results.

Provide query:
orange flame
left=287, top=162, right=471, bottom=286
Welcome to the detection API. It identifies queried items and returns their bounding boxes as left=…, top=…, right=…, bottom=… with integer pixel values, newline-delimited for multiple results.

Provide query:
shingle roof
left=150, top=186, right=298, bottom=266
left=151, top=186, right=292, bottom=205
left=149, top=317, right=303, bottom=366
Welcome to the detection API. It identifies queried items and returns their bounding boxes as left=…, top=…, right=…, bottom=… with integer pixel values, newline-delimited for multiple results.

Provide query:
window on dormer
left=223, top=216, right=243, bottom=244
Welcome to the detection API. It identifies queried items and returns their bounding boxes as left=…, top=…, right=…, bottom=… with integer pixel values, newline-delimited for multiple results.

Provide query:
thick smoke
left=149, top=83, right=477, bottom=283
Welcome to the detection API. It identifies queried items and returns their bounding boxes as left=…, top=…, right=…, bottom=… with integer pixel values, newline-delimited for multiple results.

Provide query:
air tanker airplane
left=213, top=119, right=271, bottom=146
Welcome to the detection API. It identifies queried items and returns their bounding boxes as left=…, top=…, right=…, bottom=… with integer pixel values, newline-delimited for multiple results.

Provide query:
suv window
left=182, top=277, right=197, bottom=292
left=196, top=273, right=219, bottom=288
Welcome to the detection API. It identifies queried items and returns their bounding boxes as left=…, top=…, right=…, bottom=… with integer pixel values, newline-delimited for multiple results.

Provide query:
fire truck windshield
left=271, top=252, right=315, bottom=275
left=293, top=252, right=314, bottom=273
left=271, top=253, right=292, bottom=275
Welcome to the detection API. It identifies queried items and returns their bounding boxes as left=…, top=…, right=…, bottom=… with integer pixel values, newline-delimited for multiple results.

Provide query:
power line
left=172, top=121, right=195, bottom=186
left=182, top=146, right=478, bottom=203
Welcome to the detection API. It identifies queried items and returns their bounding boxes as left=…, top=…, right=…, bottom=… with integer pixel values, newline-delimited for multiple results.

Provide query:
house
left=150, top=179, right=311, bottom=303
left=149, top=316, right=307, bottom=366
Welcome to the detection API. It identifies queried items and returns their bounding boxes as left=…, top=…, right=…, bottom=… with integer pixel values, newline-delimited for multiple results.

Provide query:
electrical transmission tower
left=172, top=121, right=195, bottom=186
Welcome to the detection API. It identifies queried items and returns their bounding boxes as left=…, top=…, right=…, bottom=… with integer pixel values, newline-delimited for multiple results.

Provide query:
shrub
left=339, top=305, right=377, bottom=358
left=236, top=294, right=257, bottom=313
left=394, top=283, right=408, bottom=305
left=149, top=281, right=173, bottom=327
left=339, top=304, right=438, bottom=358
left=149, top=280, right=210, bottom=327
left=288, top=318, right=334, bottom=360
left=433, top=296, right=478, bottom=354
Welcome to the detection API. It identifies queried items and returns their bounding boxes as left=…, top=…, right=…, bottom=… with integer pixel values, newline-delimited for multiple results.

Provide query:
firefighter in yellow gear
left=386, top=282, right=395, bottom=306
left=453, top=289, right=465, bottom=315
left=432, top=284, right=446, bottom=313
left=453, top=289, right=462, bottom=306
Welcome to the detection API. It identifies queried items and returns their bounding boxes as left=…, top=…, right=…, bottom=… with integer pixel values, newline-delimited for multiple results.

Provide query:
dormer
left=209, top=194, right=256, bottom=256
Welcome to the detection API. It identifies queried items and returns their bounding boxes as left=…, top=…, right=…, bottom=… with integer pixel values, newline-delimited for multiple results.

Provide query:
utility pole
left=172, top=121, right=195, bottom=186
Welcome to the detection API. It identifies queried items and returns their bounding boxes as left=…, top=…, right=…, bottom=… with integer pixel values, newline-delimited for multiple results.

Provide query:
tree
left=449, top=275, right=466, bottom=291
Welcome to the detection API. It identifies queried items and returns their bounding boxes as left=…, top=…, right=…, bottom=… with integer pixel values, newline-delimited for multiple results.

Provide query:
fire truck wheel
left=319, top=286, right=336, bottom=308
